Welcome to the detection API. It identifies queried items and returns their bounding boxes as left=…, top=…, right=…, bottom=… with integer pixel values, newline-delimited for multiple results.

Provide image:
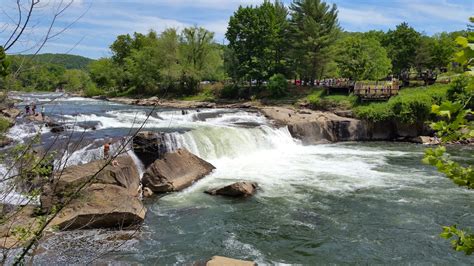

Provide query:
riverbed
left=2, top=93, right=474, bottom=264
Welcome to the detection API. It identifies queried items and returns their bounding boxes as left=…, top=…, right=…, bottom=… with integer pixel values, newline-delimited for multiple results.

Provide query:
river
left=2, top=92, right=474, bottom=264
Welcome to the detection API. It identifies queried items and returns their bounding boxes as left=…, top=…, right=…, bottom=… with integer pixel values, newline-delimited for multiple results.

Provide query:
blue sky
left=1, top=0, right=473, bottom=59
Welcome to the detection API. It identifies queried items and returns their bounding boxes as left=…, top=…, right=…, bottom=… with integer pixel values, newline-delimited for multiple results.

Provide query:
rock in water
left=143, top=187, right=154, bottom=198
left=41, top=155, right=146, bottom=230
left=206, top=256, right=256, bottom=266
left=142, top=149, right=215, bottom=193
left=132, top=131, right=168, bottom=168
left=205, top=182, right=258, bottom=198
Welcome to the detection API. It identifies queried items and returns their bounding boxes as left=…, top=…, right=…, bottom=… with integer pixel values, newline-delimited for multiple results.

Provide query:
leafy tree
left=336, top=36, right=391, bottom=80
left=226, top=1, right=290, bottom=83
left=289, top=0, right=340, bottom=83
left=431, top=33, right=457, bottom=70
left=110, top=34, right=134, bottom=64
left=383, top=22, right=421, bottom=74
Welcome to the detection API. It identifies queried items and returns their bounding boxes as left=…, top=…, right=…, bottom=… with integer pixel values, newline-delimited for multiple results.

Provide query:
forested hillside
left=19, top=53, right=94, bottom=69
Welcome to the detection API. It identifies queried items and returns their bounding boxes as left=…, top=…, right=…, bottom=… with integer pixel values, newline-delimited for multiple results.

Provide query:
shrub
left=447, top=75, right=473, bottom=108
left=220, top=83, right=240, bottom=99
left=267, top=74, right=287, bottom=98
left=84, top=84, right=105, bottom=97
left=0, top=117, right=11, bottom=133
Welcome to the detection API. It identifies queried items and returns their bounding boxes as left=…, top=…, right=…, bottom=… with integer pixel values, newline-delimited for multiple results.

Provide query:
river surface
left=2, top=93, right=474, bottom=264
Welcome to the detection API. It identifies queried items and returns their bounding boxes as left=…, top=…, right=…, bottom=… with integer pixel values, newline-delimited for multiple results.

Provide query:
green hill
left=19, top=53, right=94, bottom=70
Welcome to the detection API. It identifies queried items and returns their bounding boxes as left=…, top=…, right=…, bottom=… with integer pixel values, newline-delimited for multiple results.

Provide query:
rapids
left=1, top=93, right=473, bottom=264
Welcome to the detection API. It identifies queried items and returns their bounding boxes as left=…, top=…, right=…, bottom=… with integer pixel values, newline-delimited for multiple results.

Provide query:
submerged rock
left=410, top=136, right=440, bottom=145
left=132, top=131, right=168, bottom=168
left=142, top=149, right=215, bottom=193
left=41, top=155, right=145, bottom=230
left=206, top=256, right=256, bottom=266
left=205, top=182, right=258, bottom=198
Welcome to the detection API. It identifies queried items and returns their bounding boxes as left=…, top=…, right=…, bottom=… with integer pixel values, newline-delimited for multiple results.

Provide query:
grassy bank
left=305, top=83, right=451, bottom=123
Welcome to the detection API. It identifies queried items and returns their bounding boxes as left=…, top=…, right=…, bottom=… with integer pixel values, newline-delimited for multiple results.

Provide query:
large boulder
left=0, top=205, right=39, bottom=249
left=41, top=155, right=145, bottom=230
left=205, top=182, right=258, bottom=198
left=142, top=149, right=215, bottom=193
left=132, top=131, right=168, bottom=168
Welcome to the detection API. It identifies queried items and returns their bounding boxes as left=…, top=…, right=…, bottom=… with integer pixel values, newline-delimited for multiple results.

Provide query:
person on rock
left=31, top=102, right=37, bottom=115
left=25, top=105, right=30, bottom=115
left=103, top=142, right=111, bottom=160
left=41, top=105, right=45, bottom=121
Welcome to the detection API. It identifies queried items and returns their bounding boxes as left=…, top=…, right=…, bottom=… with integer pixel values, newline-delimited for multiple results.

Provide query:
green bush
left=354, top=103, right=393, bottom=122
left=0, top=117, right=11, bottom=133
left=447, top=75, right=473, bottom=108
left=354, top=83, right=450, bottom=123
left=220, top=83, right=240, bottom=99
left=84, top=84, right=105, bottom=97
left=267, top=74, right=287, bottom=98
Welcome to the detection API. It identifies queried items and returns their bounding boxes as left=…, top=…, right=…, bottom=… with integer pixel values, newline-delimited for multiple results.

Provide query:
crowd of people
left=293, top=78, right=353, bottom=87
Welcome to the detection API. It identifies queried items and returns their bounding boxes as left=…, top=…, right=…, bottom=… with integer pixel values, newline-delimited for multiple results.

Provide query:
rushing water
left=3, top=93, right=474, bottom=264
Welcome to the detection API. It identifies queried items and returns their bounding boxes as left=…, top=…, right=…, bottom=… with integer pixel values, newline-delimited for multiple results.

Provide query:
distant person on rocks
left=25, top=105, right=30, bottom=115
left=41, top=105, right=45, bottom=121
left=104, top=142, right=111, bottom=160
left=31, top=102, right=36, bottom=115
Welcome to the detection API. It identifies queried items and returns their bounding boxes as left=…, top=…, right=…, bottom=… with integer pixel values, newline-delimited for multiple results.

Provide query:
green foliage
left=353, top=102, right=393, bottom=122
left=18, top=53, right=93, bottom=70
left=267, top=74, right=288, bottom=97
left=91, top=27, right=223, bottom=97
left=0, top=117, right=11, bottom=132
left=220, top=83, right=241, bottom=99
left=354, top=83, right=450, bottom=122
left=290, top=0, right=340, bottom=82
left=440, top=225, right=474, bottom=255
left=306, top=89, right=358, bottom=111
left=383, top=22, right=421, bottom=74
left=447, top=76, right=474, bottom=108
left=226, top=1, right=290, bottom=82
left=454, top=17, right=474, bottom=72
left=336, top=35, right=391, bottom=81
left=0, top=46, right=10, bottom=77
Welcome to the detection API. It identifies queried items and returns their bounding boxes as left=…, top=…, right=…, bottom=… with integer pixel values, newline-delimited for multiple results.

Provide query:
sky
left=1, top=0, right=473, bottom=59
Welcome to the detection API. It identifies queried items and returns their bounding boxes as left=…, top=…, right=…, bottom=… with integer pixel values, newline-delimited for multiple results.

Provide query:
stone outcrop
left=259, top=106, right=428, bottom=144
left=142, top=149, right=215, bottom=193
left=260, top=107, right=368, bottom=144
left=133, top=131, right=169, bottom=168
left=41, top=155, right=146, bottom=230
left=207, top=256, right=256, bottom=266
left=205, top=182, right=258, bottom=198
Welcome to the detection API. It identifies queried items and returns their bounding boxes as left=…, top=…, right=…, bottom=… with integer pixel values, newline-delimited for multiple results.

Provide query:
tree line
left=0, top=0, right=469, bottom=98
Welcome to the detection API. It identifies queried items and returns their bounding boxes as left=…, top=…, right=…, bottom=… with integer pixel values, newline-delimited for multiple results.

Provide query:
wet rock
left=205, top=182, right=258, bottom=198
left=410, top=136, right=440, bottom=145
left=41, top=155, right=145, bottom=230
left=0, top=136, right=13, bottom=148
left=1, top=107, right=21, bottom=120
left=143, top=187, right=154, bottom=198
left=206, top=256, right=256, bottom=266
left=132, top=131, right=169, bottom=168
left=142, top=149, right=215, bottom=193
left=92, top=95, right=108, bottom=101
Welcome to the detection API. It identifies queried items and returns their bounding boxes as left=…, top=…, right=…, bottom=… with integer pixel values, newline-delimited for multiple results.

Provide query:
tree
left=289, top=0, right=340, bottom=84
left=383, top=22, right=421, bottom=75
left=454, top=17, right=474, bottom=72
left=336, top=36, right=391, bottom=80
left=431, top=33, right=457, bottom=70
left=226, top=1, right=290, bottom=83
